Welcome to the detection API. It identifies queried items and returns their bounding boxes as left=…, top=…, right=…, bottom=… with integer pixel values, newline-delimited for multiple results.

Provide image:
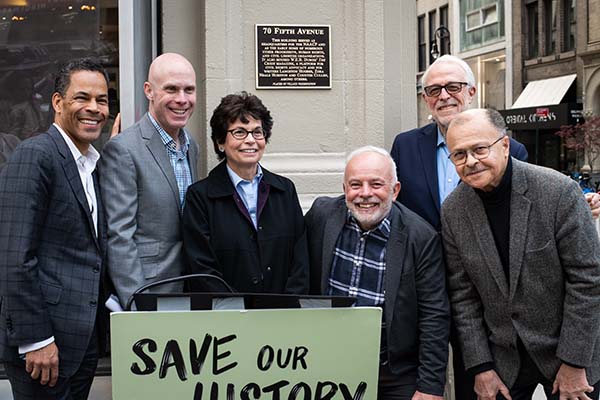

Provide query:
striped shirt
left=148, top=113, right=192, bottom=208
left=327, top=211, right=390, bottom=306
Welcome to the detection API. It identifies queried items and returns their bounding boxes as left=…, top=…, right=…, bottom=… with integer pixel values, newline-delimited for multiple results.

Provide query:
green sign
left=111, top=307, right=381, bottom=399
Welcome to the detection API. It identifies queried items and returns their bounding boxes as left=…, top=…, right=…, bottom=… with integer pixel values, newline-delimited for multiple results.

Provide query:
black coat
left=305, top=196, right=450, bottom=395
left=182, top=161, right=309, bottom=294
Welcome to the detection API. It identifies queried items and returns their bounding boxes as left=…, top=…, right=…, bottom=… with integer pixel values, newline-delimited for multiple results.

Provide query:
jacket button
left=90, top=300, right=97, bottom=307
left=252, top=277, right=259, bottom=285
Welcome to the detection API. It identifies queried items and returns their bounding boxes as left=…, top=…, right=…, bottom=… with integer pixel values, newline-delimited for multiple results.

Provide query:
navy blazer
left=390, top=122, right=528, bottom=230
left=0, top=126, right=108, bottom=377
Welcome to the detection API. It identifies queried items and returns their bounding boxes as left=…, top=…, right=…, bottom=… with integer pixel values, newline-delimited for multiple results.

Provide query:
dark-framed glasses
left=423, top=81, right=468, bottom=97
left=448, top=136, right=505, bottom=166
left=227, top=127, right=266, bottom=140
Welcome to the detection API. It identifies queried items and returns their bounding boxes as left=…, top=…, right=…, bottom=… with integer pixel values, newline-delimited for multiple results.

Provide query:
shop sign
left=499, top=103, right=582, bottom=130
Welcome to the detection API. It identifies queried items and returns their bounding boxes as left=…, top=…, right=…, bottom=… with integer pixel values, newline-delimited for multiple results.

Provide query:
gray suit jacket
left=99, top=113, right=199, bottom=308
left=0, top=126, right=107, bottom=377
left=441, top=159, right=600, bottom=387
left=305, top=196, right=450, bottom=395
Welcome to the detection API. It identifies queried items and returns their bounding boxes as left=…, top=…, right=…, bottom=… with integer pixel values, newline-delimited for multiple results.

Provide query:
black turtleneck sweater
left=475, top=157, right=512, bottom=279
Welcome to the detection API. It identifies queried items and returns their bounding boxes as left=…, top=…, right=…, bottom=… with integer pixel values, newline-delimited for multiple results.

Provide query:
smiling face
left=343, top=152, right=400, bottom=231
left=222, top=115, right=266, bottom=179
left=145, top=53, right=196, bottom=138
left=446, top=110, right=510, bottom=192
left=52, top=70, right=109, bottom=154
left=422, top=61, right=476, bottom=135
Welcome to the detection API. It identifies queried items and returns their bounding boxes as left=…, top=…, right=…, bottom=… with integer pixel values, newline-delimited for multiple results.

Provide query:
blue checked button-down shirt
left=327, top=211, right=391, bottom=307
left=148, top=113, right=192, bottom=208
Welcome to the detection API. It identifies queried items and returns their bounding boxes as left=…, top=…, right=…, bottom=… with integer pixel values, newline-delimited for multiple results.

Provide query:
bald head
left=144, top=53, right=196, bottom=138
left=147, top=53, right=195, bottom=84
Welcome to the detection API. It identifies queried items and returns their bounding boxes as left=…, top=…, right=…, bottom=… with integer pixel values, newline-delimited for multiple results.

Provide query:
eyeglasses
left=227, top=127, right=266, bottom=140
left=423, top=82, right=468, bottom=97
left=448, top=136, right=505, bottom=166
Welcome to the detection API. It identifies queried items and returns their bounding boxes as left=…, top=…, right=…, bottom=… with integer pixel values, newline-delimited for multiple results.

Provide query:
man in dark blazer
left=442, top=109, right=600, bottom=400
left=305, top=146, right=450, bottom=400
left=390, top=55, right=528, bottom=231
left=100, top=53, right=200, bottom=309
left=0, top=59, right=110, bottom=399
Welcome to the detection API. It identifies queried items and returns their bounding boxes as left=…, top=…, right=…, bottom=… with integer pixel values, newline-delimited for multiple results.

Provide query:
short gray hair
left=421, top=55, right=476, bottom=89
left=346, top=146, right=398, bottom=184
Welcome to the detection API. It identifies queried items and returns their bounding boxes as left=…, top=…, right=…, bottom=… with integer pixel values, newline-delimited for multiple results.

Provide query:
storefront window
left=0, top=0, right=119, bottom=166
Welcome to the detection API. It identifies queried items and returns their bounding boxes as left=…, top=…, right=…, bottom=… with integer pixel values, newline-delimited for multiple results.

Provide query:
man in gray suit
left=305, top=146, right=450, bottom=400
left=100, top=53, right=200, bottom=309
left=442, top=108, right=600, bottom=400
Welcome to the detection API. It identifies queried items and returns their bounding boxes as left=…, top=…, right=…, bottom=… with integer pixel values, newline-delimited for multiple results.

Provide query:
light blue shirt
left=436, top=128, right=460, bottom=205
left=226, top=164, right=263, bottom=229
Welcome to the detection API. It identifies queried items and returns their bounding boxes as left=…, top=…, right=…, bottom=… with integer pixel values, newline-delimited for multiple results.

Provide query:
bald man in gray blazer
left=100, top=53, right=200, bottom=308
left=442, top=109, right=600, bottom=400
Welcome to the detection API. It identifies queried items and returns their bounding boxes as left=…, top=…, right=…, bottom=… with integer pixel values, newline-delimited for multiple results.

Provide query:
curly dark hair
left=209, top=91, right=273, bottom=160
left=54, top=58, right=109, bottom=97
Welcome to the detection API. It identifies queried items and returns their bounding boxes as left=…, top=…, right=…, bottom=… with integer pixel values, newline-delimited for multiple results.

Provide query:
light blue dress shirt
left=226, top=164, right=264, bottom=228
left=436, top=128, right=460, bottom=205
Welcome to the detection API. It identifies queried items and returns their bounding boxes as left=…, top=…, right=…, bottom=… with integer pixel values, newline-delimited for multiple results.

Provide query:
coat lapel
left=419, top=124, right=441, bottom=212
left=464, top=187, right=510, bottom=298
left=140, top=115, right=182, bottom=211
left=320, top=199, right=347, bottom=293
left=384, top=204, right=407, bottom=328
left=49, top=127, right=99, bottom=246
left=187, top=131, right=200, bottom=182
left=508, top=160, right=531, bottom=300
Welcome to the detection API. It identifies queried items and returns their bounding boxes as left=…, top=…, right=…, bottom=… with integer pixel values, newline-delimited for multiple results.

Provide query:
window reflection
left=0, top=0, right=119, bottom=169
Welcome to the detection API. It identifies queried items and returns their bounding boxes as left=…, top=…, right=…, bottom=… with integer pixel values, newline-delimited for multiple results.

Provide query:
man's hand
left=411, top=390, right=444, bottom=400
left=585, top=192, right=600, bottom=219
left=110, top=112, right=121, bottom=139
left=552, top=363, right=594, bottom=400
left=474, top=370, right=512, bottom=400
left=25, top=342, right=59, bottom=387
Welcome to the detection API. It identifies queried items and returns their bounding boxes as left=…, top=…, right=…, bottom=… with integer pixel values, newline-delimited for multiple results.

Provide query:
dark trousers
left=378, top=363, right=418, bottom=400
left=451, top=327, right=477, bottom=400
left=4, top=332, right=99, bottom=400
left=497, top=350, right=600, bottom=400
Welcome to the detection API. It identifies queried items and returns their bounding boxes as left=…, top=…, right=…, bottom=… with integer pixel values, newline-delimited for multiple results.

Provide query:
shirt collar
left=346, top=209, right=392, bottom=238
left=148, top=112, right=190, bottom=153
left=436, top=126, right=446, bottom=148
left=53, top=123, right=100, bottom=171
left=226, top=163, right=263, bottom=187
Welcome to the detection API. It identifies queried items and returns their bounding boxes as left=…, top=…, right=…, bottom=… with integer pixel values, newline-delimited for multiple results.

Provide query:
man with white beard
left=305, top=146, right=450, bottom=400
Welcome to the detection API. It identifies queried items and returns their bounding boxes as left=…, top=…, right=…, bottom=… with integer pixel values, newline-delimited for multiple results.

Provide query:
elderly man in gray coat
left=441, top=108, right=600, bottom=400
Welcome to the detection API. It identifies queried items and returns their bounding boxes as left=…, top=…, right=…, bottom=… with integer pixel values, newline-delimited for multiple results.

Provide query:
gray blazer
left=441, top=159, right=600, bottom=387
left=305, top=196, right=450, bottom=395
left=99, top=113, right=199, bottom=308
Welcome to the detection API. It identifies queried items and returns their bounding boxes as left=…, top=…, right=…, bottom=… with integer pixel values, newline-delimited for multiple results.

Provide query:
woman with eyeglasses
left=182, top=91, right=309, bottom=294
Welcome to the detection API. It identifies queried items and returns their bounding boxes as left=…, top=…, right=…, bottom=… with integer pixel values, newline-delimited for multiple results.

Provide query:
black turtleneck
left=476, top=157, right=512, bottom=280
